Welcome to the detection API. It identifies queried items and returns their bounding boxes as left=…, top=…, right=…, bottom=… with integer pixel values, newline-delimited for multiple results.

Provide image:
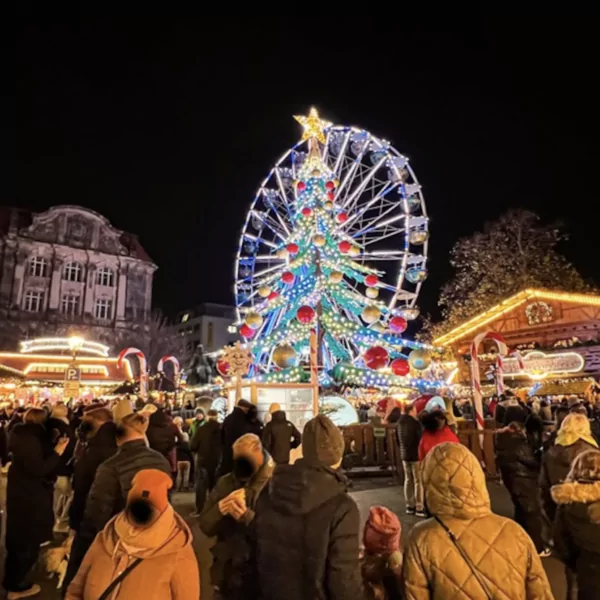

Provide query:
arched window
left=96, top=267, right=114, bottom=287
left=28, top=256, right=48, bottom=278
left=63, top=261, right=83, bottom=282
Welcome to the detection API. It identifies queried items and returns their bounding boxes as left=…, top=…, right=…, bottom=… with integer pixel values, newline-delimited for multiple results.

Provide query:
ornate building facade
left=0, top=205, right=156, bottom=350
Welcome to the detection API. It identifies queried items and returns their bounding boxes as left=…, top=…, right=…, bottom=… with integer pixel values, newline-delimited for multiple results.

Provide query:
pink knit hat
left=363, top=506, right=401, bottom=554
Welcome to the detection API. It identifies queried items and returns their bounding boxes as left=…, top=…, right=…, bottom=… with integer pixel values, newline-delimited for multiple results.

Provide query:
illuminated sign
left=502, top=351, right=585, bottom=380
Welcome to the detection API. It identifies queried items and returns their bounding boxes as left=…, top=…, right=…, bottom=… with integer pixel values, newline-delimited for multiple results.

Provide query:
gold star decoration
left=294, top=107, right=331, bottom=144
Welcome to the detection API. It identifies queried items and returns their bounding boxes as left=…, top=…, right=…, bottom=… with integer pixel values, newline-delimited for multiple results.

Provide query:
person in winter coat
left=47, top=402, right=76, bottom=532
left=551, top=449, right=600, bottom=600
left=173, top=416, right=193, bottom=491
left=397, top=402, right=424, bottom=516
left=495, top=394, right=528, bottom=427
left=220, top=399, right=254, bottom=475
left=361, top=506, right=403, bottom=600
left=65, top=468, right=199, bottom=600
left=190, top=408, right=222, bottom=515
left=3, top=408, right=70, bottom=599
left=539, top=413, right=598, bottom=542
left=495, top=422, right=544, bottom=551
left=69, top=407, right=118, bottom=534
left=261, top=402, right=301, bottom=465
left=254, top=414, right=363, bottom=600
left=141, top=404, right=181, bottom=460
left=64, top=412, right=171, bottom=595
left=188, top=408, right=205, bottom=438
left=199, top=433, right=274, bottom=600
left=418, top=409, right=459, bottom=462
left=403, top=442, right=553, bottom=600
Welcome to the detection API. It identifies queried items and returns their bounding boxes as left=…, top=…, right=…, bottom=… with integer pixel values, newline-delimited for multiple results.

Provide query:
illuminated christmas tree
left=238, top=108, right=435, bottom=388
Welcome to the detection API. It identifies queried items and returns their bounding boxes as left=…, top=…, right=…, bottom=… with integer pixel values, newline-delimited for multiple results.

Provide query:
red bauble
left=297, top=181, right=306, bottom=191
left=281, top=271, right=295, bottom=284
left=365, top=275, right=379, bottom=287
left=336, top=212, right=348, bottom=224
left=216, top=358, right=230, bottom=377
left=240, top=324, right=254, bottom=338
left=389, top=316, right=408, bottom=333
left=338, top=241, right=352, bottom=254
left=325, top=180, right=335, bottom=190
left=301, top=207, right=312, bottom=217
left=327, top=191, right=335, bottom=201
left=390, top=358, right=410, bottom=376
left=286, top=243, right=299, bottom=255
left=364, top=346, right=389, bottom=370
left=268, top=291, right=279, bottom=300
left=296, top=305, right=315, bottom=324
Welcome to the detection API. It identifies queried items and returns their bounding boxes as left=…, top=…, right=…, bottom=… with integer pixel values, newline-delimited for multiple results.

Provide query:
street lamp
left=67, top=335, right=85, bottom=359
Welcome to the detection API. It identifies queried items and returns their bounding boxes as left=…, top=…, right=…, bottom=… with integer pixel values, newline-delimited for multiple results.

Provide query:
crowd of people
left=0, top=391, right=597, bottom=599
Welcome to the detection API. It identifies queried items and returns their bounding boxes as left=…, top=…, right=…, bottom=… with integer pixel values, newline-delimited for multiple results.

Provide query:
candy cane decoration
left=496, top=349, right=525, bottom=395
left=118, top=347, right=148, bottom=399
left=157, top=355, right=180, bottom=381
left=470, top=331, right=507, bottom=447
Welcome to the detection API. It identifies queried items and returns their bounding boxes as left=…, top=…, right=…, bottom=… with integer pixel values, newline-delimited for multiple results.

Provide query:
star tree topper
left=294, top=107, right=331, bottom=144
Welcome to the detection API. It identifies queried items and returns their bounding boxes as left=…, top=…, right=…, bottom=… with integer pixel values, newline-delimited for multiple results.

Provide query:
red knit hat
left=363, top=506, right=401, bottom=554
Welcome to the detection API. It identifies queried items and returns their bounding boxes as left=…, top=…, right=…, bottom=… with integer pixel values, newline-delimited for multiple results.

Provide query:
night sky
left=15, top=19, right=598, bottom=320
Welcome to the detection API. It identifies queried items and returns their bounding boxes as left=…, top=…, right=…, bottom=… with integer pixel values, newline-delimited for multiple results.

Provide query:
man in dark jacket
left=255, top=414, right=363, bottom=600
left=63, top=411, right=171, bottom=594
left=220, top=399, right=254, bottom=475
left=199, top=433, right=273, bottom=600
left=262, top=403, right=301, bottom=465
left=190, top=408, right=222, bottom=515
left=142, top=403, right=181, bottom=460
left=397, top=402, right=424, bottom=516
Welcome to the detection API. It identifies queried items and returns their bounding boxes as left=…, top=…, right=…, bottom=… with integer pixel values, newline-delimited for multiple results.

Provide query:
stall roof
left=434, top=289, right=600, bottom=347
left=535, top=379, right=597, bottom=397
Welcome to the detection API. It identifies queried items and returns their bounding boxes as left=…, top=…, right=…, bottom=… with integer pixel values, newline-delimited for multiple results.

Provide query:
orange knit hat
left=127, top=469, right=172, bottom=519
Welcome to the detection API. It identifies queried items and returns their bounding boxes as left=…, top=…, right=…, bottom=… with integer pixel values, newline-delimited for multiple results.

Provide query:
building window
left=28, top=256, right=48, bottom=278
left=94, top=298, right=113, bottom=320
left=61, top=293, right=81, bottom=315
left=63, top=262, right=83, bottom=282
left=23, top=290, right=45, bottom=312
left=96, top=267, right=114, bottom=287
left=207, top=321, right=214, bottom=348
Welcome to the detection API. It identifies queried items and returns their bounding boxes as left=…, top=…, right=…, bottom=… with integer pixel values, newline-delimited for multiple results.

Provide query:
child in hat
left=361, top=505, right=403, bottom=600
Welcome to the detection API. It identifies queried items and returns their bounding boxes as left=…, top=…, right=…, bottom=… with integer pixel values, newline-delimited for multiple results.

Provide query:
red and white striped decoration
left=470, top=331, right=507, bottom=447
left=118, top=347, right=148, bottom=399
left=158, top=355, right=180, bottom=380
left=496, top=350, right=525, bottom=395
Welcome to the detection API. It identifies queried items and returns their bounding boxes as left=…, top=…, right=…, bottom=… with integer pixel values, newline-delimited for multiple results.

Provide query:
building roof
left=433, top=289, right=600, bottom=347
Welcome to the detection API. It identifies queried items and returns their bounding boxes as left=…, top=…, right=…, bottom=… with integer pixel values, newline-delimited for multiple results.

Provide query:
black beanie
left=303, top=414, right=345, bottom=466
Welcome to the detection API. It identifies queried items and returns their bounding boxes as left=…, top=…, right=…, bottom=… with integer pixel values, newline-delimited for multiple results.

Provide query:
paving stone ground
left=2, top=478, right=566, bottom=600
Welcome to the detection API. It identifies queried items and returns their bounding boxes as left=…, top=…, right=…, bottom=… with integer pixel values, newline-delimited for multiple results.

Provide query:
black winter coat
left=551, top=480, right=600, bottom=600
left=198, top=457, right=273, bottom=599
left=190, top=419, right=221, bottom=473
left=540, top=439, right=597, bottom=525
left=0, top=424, right=8, bottom=466
left=255, top=459, right=363, bottom=600
left=146, top=409, right=178, bottom=458
left=46, top=417, right=76, bottom=477
left=6, top=422, right=60, bottom=547
left=221, top=407, right=253, bottom=475
left=262, top=410, right=301, bottom=465
left=397, top=414, right=422, bottom=462
left=79, top=439, right=171, bottom=540
left=69, top=421, right=117, bottom=532
left=495, top=429, right=540, bottom=512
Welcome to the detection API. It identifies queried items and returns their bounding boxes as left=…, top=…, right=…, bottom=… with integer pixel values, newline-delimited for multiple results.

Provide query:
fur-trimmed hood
left=551, top=481, right=600, bottom=524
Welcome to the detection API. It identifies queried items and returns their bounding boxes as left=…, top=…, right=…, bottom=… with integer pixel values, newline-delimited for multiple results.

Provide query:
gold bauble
left=272, top=343, right=298, bottom=369
left=333, top=178, right=340, bottom=187
left=245, top=311, right=263, bottom=329
left=313, top=234, right=326, bottom=247
left=311, top=169, right=321, bottom=177
left=277, top=248, right=289, bottom=259
left=348, top=246, right=360, bottom=257
left=361, top=305, right=381, bottom=324
left=369, top=322, right=386, bottom=333
left=408, top=348, right=432, bottom=371
left=329, top=271, right=343, bottom=284
left=366, top=287, right=379, bottom=299
left=258, top=285, right=271, bottom=298
left=323, top=201, right=334, bottom=211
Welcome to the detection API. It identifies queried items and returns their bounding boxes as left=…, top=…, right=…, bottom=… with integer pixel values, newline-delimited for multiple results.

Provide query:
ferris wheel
left=234, top=121, right=429, bottom=364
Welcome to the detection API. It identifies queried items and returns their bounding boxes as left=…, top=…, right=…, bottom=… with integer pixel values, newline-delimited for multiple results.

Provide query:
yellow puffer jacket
left=403, top=443, right=553, bottom=599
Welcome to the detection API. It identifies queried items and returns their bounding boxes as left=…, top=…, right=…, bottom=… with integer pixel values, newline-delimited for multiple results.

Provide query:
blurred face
left=233, top=444, right=264, bottom=481
left=196, top=413, right=204, bottom=421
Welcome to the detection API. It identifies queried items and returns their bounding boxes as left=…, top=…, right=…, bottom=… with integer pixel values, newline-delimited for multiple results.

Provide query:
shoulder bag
left=98, top=557, right=143, bottom=600
left=434, top=516, right=493, bottom=600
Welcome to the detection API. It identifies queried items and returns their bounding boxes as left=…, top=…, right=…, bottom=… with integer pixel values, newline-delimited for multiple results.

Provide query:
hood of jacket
left=101, top=504, right=192, bottom=559
left=271, top=410, right=287, bottom=423
left=551, top=480, right=600, bottom=524
left=422, top=442, right=491, bottom=520
left=267, top=458, right=348, bottom=515
left=149, top=409, right=171, bottom=428
left=89, top=421, right=117, bottom=448
left=9, top=421, right=45, bottom=440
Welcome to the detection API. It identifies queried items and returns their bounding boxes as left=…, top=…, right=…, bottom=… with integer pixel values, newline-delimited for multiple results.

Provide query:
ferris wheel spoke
left=332, top=130, right=351, bottom=174
left=335, top=134, right=372, bottom=201
left=347, top=196, right=401, bottom=237
left=256, top=211, right=289, bottom=244
left=340, top=155, right=387, bottom=211
left=360, top=250, right=408, bottom=261
left=261, top=191, right=291, bottom=238
left=356, top=213, right=407, bottom=239
left=274, top=170, right=295, bottom=222
left=342, top=182, right=396, bottom=230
